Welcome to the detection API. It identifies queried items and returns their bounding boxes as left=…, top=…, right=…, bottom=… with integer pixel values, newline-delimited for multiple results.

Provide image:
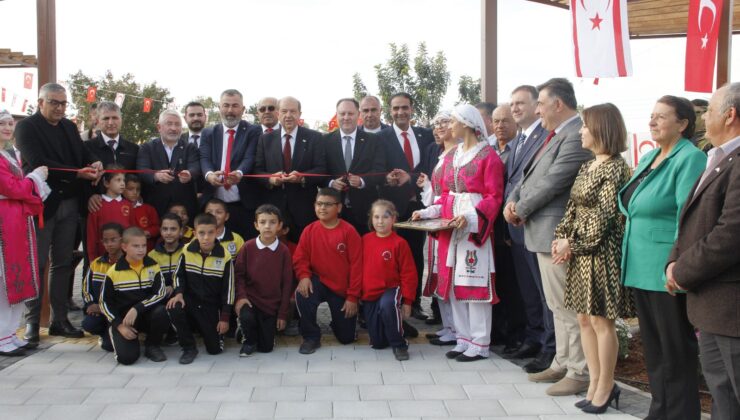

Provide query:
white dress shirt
left=215, top=123, right=241, bottom=203
left=256, top=236, right=280, bottom=251
left=280, top=126, right=298, bottom=159
left=392, top=123, right=420, bottom=167
left=102, top=133, right=120, bottom=150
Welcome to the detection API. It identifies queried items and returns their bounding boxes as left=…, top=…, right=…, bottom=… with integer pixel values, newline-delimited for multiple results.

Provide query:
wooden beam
left=717, top=0, right=733, bottom=88
left=481, top=0, right=497, bottom=103
left=36, top=0, right=57, bottom=88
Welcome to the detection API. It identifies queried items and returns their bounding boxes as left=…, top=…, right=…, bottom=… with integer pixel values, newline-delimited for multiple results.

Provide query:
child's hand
left=117, top=323, right=137, bottom=340
left=341, top=300, right=358, bottom=318
left=123, top=307, right=138, bottom=326
left=402, top=304, right=412, bottom=319
left=86, top=303, right=101, bottom=315
left=235, top=298, right=252, bottom=314
left=276, top=319, right=287, bottom=331
left=166, top=293, right=185, bottom=310
left=216, top=321, right=229, bottom=335
left=296, top=278, right=313, bottom=298
left=165, top=286, right=173, bottom=297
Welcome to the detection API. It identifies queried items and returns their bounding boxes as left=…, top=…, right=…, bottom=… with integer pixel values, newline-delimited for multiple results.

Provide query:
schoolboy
left=168, top=203, right=193, bottom=242
left=123, top=174, right=160, bottom=251
left=204, top=198, right=244, bottom=259
left=148, top=212, right=185, bottom=295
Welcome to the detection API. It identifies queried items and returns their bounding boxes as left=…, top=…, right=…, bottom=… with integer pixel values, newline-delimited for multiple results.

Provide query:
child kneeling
left=362, top=200, right=418, bottom=361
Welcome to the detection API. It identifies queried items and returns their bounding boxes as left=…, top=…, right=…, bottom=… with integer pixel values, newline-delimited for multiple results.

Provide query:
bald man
left=256, top=97, right=280, bottom=134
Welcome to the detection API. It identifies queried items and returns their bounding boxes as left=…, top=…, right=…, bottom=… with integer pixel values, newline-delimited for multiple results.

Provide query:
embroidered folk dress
left=429, top=142, right=504, bottom=303
left=421, top=149, right=454, bottom=297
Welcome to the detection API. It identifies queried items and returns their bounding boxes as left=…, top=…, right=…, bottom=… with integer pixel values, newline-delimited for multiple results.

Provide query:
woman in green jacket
left=618, top=96, right=706, bottom=420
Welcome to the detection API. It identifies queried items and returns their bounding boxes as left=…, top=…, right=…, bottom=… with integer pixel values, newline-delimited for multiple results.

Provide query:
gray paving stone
left=19, top=374, right=80, bottom=388
left=257, top=360, right=308, bottom=373
left=463, top=384, right=522, bottom=399
left=97, top=403, right=163, bottom=420
left=216, top=402, right=276, bottom=419
left=125, top=373, right=182, bottom=388
left=390, top=400, right=447, bottom=417
left=332, top=401, right=391, bottom=418
left=9, top=362, right=70, bottom=375
left=445, top=399, right=507, bottom=417
left=62, top=360, right=115, bottom=374
left=210, top=360, right=260, bottom=373
left=480, top=370, right=531, bottom=384
left=331, top=347, right=378, bottom=361
left=479, top=417, right=538, bottom=420
left=38, top=403, right=105, bottom=420
left=0, top=375, right=28, bottom=389
left=282, top=372, right=332, bottom=386
left=274, top=401, right=332, bottom=418
left=26, top=388, right=91, bottom=405
left=447, top=358, right=501, bottom=371
left=45, top=343, right=94, bottom=352
left=499, top=398, right=565, bottom=416
left=333, top=371, right=383, bottom=385
left=403, top=359, right=451, bottom=372
left=70, top=374, right=132, bottom=388
left=355, top=360, right=400, bottom=372
left=306, top=385, right=359, bottom=401
left=111, top=363, right=164, bottom=375
left=514, top=382, right=556, bottom=397
left=431, top=371, right=484, bottom=385
left=307, top=359, right=355, bottom=373
left=196, top=386, right=253, bottom=402
left=157, top=402, right=220, bottom=419
left=84, top=387, right=146, bottom=404
left=541, top=415, right=597, bottom=420
left=179, top=372, right=233, bottom=387
left=251, top=386, right=306, bottom=401
left=229, top=373, right=281, bottom=387
left=360, top=384, right=413, bottom=400
left=382, top=371, right=435, bottom=385
left=0, top=404, right=47, bottom=420
left=411, top=384, right=468, bottom=400
left=160, top=360, right=215, bottom=374
left=0, top=387, right=37, bottom=404
left=139, top=386, right=200, bottom=403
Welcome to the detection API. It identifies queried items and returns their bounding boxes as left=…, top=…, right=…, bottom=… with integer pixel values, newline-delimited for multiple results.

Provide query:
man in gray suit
left=504, top=78, right=592, bottom=396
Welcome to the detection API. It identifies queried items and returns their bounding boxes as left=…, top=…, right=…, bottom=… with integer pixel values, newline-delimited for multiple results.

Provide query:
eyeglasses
left=259, top=105, right=276, bottom=113
left=47, top=99, right=68, bottom=108
left=434, top=120, right=450, bottom=128
left=315, top=201, right=339, bottom=208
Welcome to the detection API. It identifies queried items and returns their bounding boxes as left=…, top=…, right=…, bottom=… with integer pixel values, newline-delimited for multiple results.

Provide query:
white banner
left=114, top=92, right=126, bottom=107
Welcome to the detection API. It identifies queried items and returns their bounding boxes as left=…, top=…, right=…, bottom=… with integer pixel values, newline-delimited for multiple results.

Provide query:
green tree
left=181, top=96, right=220, bottom=128
left=457, top=75, right=481, bottom=105
left=67, top=70, right=172, bottom=144
left=352, top=73, right=368, bottom=101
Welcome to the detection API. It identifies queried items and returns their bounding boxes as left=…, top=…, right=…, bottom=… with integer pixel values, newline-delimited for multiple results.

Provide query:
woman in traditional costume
left=0, top=110, right=49, bottom=356
left=413, top=104, right=504, bottom=361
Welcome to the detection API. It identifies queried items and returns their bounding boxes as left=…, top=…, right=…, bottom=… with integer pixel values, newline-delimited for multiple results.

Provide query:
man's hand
left=117, top=323, right=138, bottom=340
left=394, top=169, right=410, bottom=186
left=386, top=171, right=399, bottom=186
left=178, top=170, right=192, bottom=183
left=296, top=278, right=313, bottom=298
left=402, top=304, right=411, bottom=319
left=122, top=307, right=138, bottom=327
left=207, top=171, right=225, bottom=186
left=88, top=194, right=103, bottom=213
left=166, top=293, right=184, bottom=310
left=341, top=300, right=358, bottom=318
left=269, top=172, right=284, bottom=186
left=154, top=170, right=175, bottom=184
left=277, top=319, right=287, bottom=331
left=86, top=303, right=101, bottom=315
left=347, top=174, right=363, bottom=188
left=665, top=262, right=685, bottom=296
left=235, top=298, right=252, bottom=314
left=217, top=321, right=229, bottom=335
left=331, top=177, right=347, bottom=191
left=226, top=171, right=242, bottom=186
left=284, top=171, right=303, bottom=183
left=77, top=166, right=100, bottom=181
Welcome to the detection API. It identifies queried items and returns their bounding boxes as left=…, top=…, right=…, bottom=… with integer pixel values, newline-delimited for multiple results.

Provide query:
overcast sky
left=2, top=0, right=740, bottom=136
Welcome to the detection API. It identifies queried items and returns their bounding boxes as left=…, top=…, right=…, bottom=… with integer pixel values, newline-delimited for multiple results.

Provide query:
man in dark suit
left=136, top=110, right=201, bottom=220
left=256, top=97, right=280, bottom=134
left=15, top=83, right=103, bottom=345
left=85, top=101, right=139, bottom=170
left=324, top=98, right=386, bottom=235
left=359, top=96, right=389, bottom=133
left=503, top=85, right=554, bottom=371
left=378, top=92, right=432, bottom=320
left=182, top=101, right=208, bottom=197
left=199, top=89, right=260, bottom=239
left=667, top=82, right=740, bottom=420
left=254, top=96, right=326, bottom=242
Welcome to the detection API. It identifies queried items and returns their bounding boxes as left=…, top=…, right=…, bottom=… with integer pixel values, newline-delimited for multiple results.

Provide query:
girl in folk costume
left=0, top=110, right=50, bottom=356
left=413, top=104, right=504, bottom=361
left=418, top=110, right=458, bottom=345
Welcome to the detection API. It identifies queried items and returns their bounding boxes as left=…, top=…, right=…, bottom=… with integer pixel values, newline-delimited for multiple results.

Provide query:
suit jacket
left=505, top=122, right=548, bottom=245
left=254, top=126, right=326, bottom=228
left=377, top=125, right=433, bottom=217
left=508, top=117, right=592, bottom=253
left=136, top=138, right=201, bottom=219
left=15, top=112, right=98, bottom=218
left=668, top=143, right=740, bottom=337
left=85, top=134, right=139, bottom=170
left=199, top=121, right=261, bottom=209
left=324, top=129, right=386, bottom=228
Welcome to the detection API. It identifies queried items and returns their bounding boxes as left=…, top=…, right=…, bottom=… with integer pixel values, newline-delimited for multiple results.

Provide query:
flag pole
left=716, top=0, right=733, bottom=88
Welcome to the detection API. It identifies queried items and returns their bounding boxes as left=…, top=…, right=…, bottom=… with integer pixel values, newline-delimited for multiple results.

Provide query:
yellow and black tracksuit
left=100, top=257, right=168, bottom=365
left=81, top=254, right=116, bottom=344
left=168, top=239, right=235, bottom=354
left=148, top=242, right=185, bottom=288
left=219, top=228, right=244, bottom=259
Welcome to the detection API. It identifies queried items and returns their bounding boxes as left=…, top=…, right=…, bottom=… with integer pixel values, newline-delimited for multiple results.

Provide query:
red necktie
left=402, top=131, right=414, bottom=168
left=224, top=129, right=235, bottom=190
left=266, top=127, right=273, bottom=134
left=543, top=130, right=556, bottom=147
left=283, top=134, right=292, bottom=172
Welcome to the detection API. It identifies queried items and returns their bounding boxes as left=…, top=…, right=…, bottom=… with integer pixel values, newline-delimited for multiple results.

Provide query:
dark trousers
left=239, top=304, right=277, bottom=352
left=225, top=201, right=257, bottom=241
left=82, top=313, right=110, bottom=345
left=364, top=288, right=407, bottom=350
left=511, top=242, right=554, bottom=351
left=295, top=276, right=356, bottom=344
left=632, top=289, right=700, bottom=420
left=491, top=242, right=526, bottom=346
left=167, top=299, right=223, bottom=355
left=110, top=305, right=168, bottom=365
left=398, top=201, right=425, bottom=306
left=340, top=205, right=369, bottom=237
left=700, top=331, right=740, bottom=420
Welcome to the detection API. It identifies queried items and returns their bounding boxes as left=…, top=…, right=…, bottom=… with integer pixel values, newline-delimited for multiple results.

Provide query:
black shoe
left=445, top=350, right=464, bottom=359
left=393, top=347, right=410, bottom=361
left=48, top=320, right=84, bottom=338
left=574, top=399, right=591, bottom=408
left=425, top=333, right=439, bottom=340
left=455, top=354, right=486, bottom=362
left=0, top=347, right=26, bottom=357
left=144, top=345, right=167, bottom=362
left=402, top=321, right=418, bottom=338
left=178, top=348, right=198, bottom=364
left=429, top=338, right=456, bottom=346
left=99, top=336, right=113, bottom=352
left=23, top=323, right=40, bottom=348
left=239, top=342, right=256, bottom=357
left=164, top=330, right=178, bottom=346
left=524, top=351, right=555, bottom=374
left=235, top=329, right=244, bottom=344
left=505, top=342, right=541, bottom=359
left=411, top=305, right=428, bottom=320
left=424, top=317, right=442, bottom=325
left=582, top=384, right=620, bottom=414
left=502, top=341, right=522, bottom=355
left=299, top=340, right=320, bottom=355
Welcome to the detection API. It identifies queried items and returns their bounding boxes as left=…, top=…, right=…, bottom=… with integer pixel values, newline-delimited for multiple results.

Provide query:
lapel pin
left=715, top=167, right=720, bottom=173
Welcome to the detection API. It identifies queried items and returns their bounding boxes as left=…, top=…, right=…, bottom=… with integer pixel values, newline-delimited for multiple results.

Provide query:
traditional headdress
left=452, top=104, right=488, bottom=142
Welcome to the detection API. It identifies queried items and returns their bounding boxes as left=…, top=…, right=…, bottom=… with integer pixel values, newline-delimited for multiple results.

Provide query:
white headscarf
left=432, top=109, right=452, bottom=125
left=452, top=104, right=488, bottom=143
left=0, top=109, right=12, bottom=122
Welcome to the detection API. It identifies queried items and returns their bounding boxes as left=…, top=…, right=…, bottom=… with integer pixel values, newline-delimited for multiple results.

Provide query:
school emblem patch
left=214, top=258, right=223, bottom=268
left=381, top=250, right=392, bottom=261
left=227, top=242, right=237, bottom=255
left=337, top=242, right=347, bottom=254
left=138, top=216, right=149, bottom=227
left=465, top=250, right=478, bottom=274
left=121, top=204, right=130, bottom=217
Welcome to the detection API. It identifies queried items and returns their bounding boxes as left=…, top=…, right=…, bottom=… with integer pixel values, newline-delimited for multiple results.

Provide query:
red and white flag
left=23, top=73, right=33, bottom=89
left=1, top=87, right=5, bottom=103
left=142, top=98, right=153, bottom=113
left=86, top=86, right=97, bottom=103
left=685, top=0, right=723, bottom=92
left=571, top=0, right=632, bottom=78
left=114, top=92, right=126, bottom=107
left=328, top=113, right=338, bottom=131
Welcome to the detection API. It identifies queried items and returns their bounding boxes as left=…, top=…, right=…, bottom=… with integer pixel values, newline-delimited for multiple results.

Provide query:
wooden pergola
left=0, top=49, right=37, bottom=68
left=481, top=0, right=737, bottom=102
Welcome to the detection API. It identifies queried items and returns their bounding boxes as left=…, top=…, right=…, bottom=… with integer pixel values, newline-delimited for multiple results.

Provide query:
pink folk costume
left=0, top=148, right=45, bottom=353
left=420, top=140, right=504, bottom=358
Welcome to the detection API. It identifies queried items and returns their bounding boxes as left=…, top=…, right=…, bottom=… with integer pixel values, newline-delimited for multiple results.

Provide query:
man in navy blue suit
left=359, top=96, right=389, bottom=133
left=378, top=92, right=432, bottom=320
left=199, top=89, right=261, bottom=239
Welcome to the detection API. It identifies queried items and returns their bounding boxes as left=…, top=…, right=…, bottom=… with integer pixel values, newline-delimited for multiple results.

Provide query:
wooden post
left=481, top=0, right=498, bottom=103
left=716, top=0, right=733, bottom=88
left=36, top=0, right=57, bottom=87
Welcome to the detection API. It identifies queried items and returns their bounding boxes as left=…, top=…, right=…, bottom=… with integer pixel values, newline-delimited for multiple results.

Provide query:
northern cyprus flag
left=571, top=0, right=633, bottom=78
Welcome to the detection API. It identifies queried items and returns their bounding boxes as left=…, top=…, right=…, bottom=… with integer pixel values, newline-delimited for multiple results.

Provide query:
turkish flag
left=685, top=0, right=724, bottom=92
left=142, top=98, right=153, bottom=113
left=86, top=86, right=97, bottom=103
left=328, top=113, right=338, bottom=131
left=1, top=87, right=5, bottom=102
left=23, top=73, right=33, bottom=89
left=571, top=0, right=632, bottom=78
left=21, top=99, right=28, bottom=113
left=298, top=118, right=305, bottom=127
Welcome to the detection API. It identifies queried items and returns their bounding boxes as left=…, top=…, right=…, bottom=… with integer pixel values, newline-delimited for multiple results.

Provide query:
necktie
left=107, top=140, right=117, bottom=162
left=514, top=132, right=527, bottom=156
left=283, top=134, right=292, bottom=172
left=343, top=136, right=353, bottom=171
left=532, top=130, right=557, bottom=163
left=402, top=131, right=414, bottom=168
left=694, top=147, right=726, bottom=195
left=192, top=134, right=200, bottom=148
left=266, top=127, right=274, bottom=134
left=224, top=129, right=235, bottom=190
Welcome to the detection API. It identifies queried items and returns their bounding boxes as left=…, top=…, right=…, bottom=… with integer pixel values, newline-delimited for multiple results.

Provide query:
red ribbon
left=49, top=167, right=406, bottom=178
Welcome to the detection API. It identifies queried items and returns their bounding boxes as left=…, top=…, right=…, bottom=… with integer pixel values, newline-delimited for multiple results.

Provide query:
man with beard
left=182, top=101, right=208, bottom=197
left=359, top=96, right=388, bottom=133
left=256, top=97, right=280, bottom=134
left=199, top=89, right=260, bottom=239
